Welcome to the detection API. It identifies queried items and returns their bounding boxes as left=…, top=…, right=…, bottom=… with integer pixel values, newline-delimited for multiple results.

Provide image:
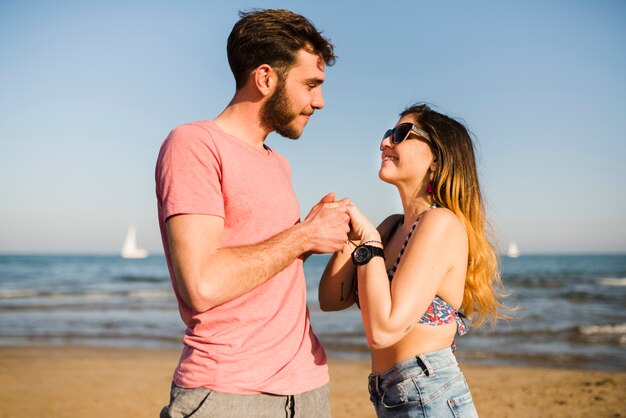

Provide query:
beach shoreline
left=0, top=345, right=624, bottom=418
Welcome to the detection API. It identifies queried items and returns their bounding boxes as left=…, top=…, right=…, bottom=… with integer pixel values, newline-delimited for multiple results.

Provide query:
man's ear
left=253, top=64, right=275, bottom=97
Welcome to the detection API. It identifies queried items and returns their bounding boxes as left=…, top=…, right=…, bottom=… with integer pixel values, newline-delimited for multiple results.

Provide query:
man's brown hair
left=227, top=9, right=336, bottom=89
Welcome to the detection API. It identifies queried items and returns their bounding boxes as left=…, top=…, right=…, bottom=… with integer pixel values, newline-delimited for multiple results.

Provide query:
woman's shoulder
left=419, top=206, right=466, bottom=237
left=408, top=207, right=468, bottom=260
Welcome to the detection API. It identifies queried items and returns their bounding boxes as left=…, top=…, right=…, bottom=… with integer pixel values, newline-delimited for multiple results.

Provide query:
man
left=156, top=9, right=350, bottom=418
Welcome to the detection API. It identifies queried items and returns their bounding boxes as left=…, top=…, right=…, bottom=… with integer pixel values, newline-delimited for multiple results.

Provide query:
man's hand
left=302, top=192, right=351, bottom=254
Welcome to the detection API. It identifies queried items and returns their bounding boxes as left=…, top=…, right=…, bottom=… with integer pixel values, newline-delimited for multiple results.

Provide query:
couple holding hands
left=156, top=8, right=506, bottom=418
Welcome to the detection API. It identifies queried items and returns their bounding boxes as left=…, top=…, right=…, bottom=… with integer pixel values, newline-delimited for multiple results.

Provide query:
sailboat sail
left=121, top=224, right=149, bottom=259
left=506, top=241, right=520, bottom=258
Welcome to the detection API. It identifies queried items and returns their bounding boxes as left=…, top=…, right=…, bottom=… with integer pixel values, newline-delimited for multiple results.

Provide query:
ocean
left=1, top=254, right=624, bottom=371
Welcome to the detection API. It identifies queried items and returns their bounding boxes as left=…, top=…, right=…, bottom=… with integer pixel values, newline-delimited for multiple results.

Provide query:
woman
left=319, top=104, right=507, bottom=417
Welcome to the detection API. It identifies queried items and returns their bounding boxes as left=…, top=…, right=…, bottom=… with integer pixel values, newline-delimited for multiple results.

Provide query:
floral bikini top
left=354, top=204, right=468, bottom=338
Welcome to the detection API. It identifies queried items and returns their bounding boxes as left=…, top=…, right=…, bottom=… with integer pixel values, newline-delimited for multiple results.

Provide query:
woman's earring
left=427, top=168, right=435, bottom=193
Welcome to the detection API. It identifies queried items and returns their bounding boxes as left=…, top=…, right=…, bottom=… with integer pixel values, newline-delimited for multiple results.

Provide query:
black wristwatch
left=351, top=245, right=385, bottom=266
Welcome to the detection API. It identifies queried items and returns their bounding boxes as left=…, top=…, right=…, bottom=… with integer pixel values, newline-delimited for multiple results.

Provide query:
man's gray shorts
left=160, top=382, right=331, bottom=418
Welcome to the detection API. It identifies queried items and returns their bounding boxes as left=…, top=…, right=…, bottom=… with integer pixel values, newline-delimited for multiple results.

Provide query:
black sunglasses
left=380, top=123, right=431, bottom=151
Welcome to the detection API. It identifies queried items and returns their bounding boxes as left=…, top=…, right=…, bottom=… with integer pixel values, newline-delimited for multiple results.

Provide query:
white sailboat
left=506, top=241, right=520, bottom=258
left=121, top=224, right=149, bottom=259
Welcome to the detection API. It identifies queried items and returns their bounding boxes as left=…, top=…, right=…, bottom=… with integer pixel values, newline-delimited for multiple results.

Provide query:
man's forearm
left=168, top=197, right=350, bottom=312
left=173, top=222, right=310, bottom=312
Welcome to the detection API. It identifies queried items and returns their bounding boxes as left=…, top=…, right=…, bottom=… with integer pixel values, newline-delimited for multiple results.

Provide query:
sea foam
left=579, top=323, right=626, bottom=335
left=597, top=278, right=626, bottom=286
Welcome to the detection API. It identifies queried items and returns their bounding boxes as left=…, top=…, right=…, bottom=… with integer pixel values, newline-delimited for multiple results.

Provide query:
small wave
left=0, top=289, right=118, bottom=299
left=128, top=289, right=173, bottom=299
left=579, top=323, right=626, bottom=336
left=0, top=288, right=171, bottom=300
left=575, top=323, right=626, bottom=347
left=503, top=275, right=564, bottom=289
left=0, top=289, right=44, bottom=298
left=467, top=324, right=626, bottom=345
left=597, top=278, right=626, bottom=287
left=561, top=290, right=610, bottom=303
left=84, top=291, right=116, bottom=299
left=0, top=333, right=183, bottom=349
left=118, top=275, right=167, bottom=283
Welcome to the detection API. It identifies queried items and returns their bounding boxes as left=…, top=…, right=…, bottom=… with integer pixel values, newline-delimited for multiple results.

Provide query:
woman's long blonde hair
left=401, top=103, right=508, bottom=327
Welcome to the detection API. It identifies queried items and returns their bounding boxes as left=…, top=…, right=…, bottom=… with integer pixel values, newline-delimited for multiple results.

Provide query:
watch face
left=354, top=246, right=371, bottom=264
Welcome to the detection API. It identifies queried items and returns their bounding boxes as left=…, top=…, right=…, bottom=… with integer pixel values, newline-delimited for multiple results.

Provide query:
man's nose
left=311, top=88, right=324, bottom=110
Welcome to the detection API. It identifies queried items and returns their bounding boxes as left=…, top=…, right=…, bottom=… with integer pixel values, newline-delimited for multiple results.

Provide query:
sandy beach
left=0, top=346, right=624, bottom=418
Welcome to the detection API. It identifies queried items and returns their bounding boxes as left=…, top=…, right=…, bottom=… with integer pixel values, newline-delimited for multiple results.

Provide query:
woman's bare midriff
left=370, top=321, right=458, bottom=374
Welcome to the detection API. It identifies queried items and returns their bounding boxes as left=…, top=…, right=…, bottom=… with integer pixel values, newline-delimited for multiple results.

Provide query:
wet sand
left=0, top=346, right=624, bottom=418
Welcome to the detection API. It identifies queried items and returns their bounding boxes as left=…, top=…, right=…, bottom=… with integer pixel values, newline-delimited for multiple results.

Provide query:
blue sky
left=1, top=0, right=625, bottom=254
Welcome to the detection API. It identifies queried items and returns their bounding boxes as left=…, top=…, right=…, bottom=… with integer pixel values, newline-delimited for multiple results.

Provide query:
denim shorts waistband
left=368, top=347, right=458, bottom=394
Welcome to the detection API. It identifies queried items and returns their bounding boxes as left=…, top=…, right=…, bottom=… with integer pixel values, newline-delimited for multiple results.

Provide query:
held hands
left=301, top=193, right=380, bottom=253
left=347, top=204, right=380, bottom=244
left=302, top=192, right=351, bottom=254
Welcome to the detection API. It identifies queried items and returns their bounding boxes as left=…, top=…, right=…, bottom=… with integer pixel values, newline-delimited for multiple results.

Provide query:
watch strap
left=352, top=244, right=385, bottom=265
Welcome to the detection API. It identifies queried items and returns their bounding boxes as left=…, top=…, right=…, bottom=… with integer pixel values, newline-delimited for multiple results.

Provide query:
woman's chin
left=378, top=170, right=394, bottom=184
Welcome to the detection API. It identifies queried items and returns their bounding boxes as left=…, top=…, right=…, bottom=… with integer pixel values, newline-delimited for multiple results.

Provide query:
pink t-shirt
left=155, top=120, right=328, bottom=395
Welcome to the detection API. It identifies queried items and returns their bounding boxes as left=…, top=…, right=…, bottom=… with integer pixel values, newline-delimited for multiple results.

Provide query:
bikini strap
left=389, top=203, right=437, bottom=277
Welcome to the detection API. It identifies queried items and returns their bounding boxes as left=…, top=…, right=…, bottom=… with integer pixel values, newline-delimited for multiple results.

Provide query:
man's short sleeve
left=156, top=123, right=225, bottom=221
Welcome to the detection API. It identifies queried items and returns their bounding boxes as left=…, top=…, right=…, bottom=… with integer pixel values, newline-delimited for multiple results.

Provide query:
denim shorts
left=368, top=348, right=478, bottom=418
left=160, top=382, right=330, bottom=418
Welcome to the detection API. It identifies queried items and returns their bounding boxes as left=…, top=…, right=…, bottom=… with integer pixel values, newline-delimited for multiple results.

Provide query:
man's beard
left=260, top=80, right=303, bottom=140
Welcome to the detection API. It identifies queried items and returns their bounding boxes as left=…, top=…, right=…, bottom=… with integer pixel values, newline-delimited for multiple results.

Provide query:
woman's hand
left=347, top=204, right=381, bottom=243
